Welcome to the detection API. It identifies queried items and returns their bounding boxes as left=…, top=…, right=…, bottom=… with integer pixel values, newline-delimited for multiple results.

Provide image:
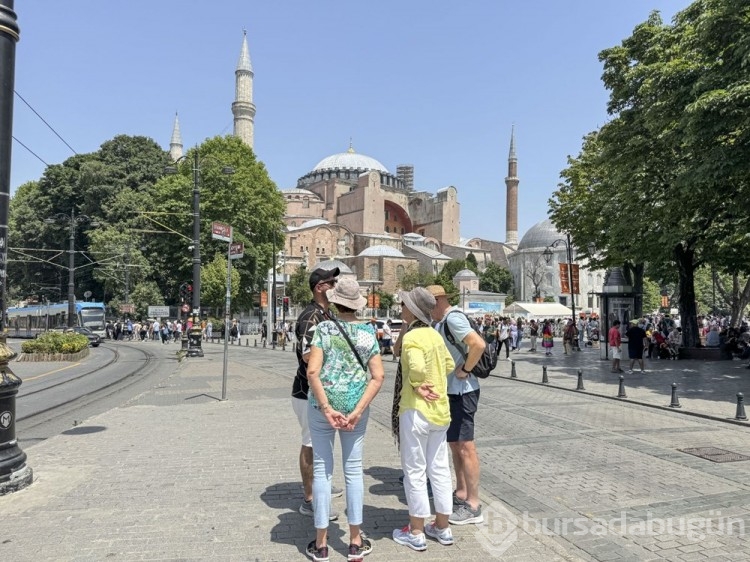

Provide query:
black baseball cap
left=308, top=267, right=340, bottom=290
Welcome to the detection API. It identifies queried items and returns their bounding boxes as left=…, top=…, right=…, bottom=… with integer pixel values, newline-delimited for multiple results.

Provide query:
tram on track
left=6, top=301, right=106, bottom=338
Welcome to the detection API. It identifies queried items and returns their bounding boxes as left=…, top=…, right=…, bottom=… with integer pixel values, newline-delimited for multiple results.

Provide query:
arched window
left=385, top=226, right=390, bottom=233
left=396, top=265, right=405, bottom=282
left=303, top=197, right=310, bottom=209
left=369, top=263, right=379, bottom=280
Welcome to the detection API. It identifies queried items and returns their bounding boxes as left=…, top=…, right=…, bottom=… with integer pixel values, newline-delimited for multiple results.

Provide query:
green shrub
left=21, top=332, right=89, bottom=354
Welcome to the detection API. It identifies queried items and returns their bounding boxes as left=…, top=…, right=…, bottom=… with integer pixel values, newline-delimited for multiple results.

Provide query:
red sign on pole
left=211, top=221, right=232, bottom=242
left=559, top=263, right=580, bottom=295
left=229, top=242, right=244, bottom=259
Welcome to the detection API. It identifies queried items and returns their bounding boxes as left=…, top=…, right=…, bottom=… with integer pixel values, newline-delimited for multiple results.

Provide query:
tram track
left=16, top=343, right=160, bottom=437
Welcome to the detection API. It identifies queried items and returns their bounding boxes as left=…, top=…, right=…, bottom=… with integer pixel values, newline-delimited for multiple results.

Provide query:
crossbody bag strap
left=442, top=310, right=468, bottom=362
left=329, top=317, right=367, bottom=372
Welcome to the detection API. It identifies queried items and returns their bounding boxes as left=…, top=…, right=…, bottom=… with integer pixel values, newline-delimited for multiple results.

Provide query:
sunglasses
left=317, top=279, right=337, bottom=288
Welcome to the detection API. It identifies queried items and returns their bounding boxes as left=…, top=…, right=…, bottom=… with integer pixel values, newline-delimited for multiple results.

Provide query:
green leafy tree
left=287, top=264, right=312, bottom=306
left=200, top=254, right=241, bottom=315
left=550, top=1, right=750, bottom=343
left=399, top=267, right=436, bottom=291
left=641, top=276, right=662, bottom=315
left=147, top=136, right=285, bottom=307
left=376, top=290, right=394, bottom=313
left=129, top=281, right=165, bottom=320
left=479, top=262, right=514, bottom=295
left=465, top=252, right=478, bottom=273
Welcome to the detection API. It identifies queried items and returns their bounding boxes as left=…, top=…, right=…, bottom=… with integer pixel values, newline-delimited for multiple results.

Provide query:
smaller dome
left=313, top=259, right=353, bottom=275
left=454, top=269, right=478, bottom=279
left=517, top=219, right=564, bottom=251
left=358, top=245, right=405, bottom=258
left=299, top=219, right=330, bottom=228
left=281, top=188, right=316, bottom=196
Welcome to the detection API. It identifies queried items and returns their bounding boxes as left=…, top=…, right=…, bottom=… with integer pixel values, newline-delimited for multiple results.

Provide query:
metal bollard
left=510, top=360, right=517, bottom=378
left=576, top=369, right=585, bottom=391
left=246, top=338, right=249, bottom=347
left=263, top=340, right=266, bottom=348
left=735, top=393, right=747, bottom=421
left=669, top=383, right=681, bottom=408
left=254, top=339, right=257, bottom=347
left=272, top=341, right=276, bottom=350
left=542, top=365, right=549, bottom=384
left=617, top=376, right=627, bottom=398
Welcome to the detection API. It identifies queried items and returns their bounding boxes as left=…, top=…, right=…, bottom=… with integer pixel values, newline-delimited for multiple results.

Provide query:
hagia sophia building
left=167, top=32, right=605, bottom=315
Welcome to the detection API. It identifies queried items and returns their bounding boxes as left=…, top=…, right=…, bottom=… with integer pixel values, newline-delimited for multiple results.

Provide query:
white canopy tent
left=502, top=302, right=573, bottom=320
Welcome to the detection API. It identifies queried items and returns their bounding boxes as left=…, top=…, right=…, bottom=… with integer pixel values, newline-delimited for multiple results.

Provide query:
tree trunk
left=729, top=275, right=750, bottom=328
left=675, top=244, right=699, bottom=347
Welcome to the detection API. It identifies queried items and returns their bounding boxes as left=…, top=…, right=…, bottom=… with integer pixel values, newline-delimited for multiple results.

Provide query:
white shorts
left=611, top=347, right=622, bottom=360
left=292, top=397, right=312, bottom=447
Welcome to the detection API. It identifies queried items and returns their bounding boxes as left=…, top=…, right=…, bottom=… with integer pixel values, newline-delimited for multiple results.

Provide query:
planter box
left=17, top=347, right=90, bottom=362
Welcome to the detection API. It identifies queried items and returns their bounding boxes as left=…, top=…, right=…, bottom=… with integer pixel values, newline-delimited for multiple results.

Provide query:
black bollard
left=542, top=365, right=549, bottom=384
left=617, top=376, right=627, bottom=398
left=669, top=383, right=681, bottom=408
left=576, top=369, right=585, bottom=391
left=245, top=337, right=249, bottom=347
left=262, top=340, right=266, bottom=348
left=254, top=339, right=257, bottom=347
left=510, top=360, right=517, bottom=378
left=735, top=393, right=747, bottom=421
left=272, top=341, right=276, bottom=350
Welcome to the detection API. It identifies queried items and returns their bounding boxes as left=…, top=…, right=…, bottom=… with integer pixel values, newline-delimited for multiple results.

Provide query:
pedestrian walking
left=542, top=319, right=554, bottom=356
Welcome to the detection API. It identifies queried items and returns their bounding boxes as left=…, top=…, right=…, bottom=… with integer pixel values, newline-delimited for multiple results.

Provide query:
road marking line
left=23, top=362, right=82, bottom=381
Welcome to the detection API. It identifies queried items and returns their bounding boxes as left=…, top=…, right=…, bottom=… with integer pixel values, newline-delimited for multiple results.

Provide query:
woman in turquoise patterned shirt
left=306, top=278, right=384, bottom=562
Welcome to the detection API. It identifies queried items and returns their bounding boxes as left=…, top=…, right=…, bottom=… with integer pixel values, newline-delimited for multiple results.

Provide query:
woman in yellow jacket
left=392, top=287, right=456, bottom=552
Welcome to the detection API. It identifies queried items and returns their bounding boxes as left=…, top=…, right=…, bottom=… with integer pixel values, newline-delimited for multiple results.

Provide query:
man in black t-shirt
left=292, top=266, right=342, bottom=519
left=625, top=320, right=648, bottom=374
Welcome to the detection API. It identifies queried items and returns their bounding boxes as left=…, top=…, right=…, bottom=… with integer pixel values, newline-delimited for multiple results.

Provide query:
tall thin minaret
left=232, top=30, right=256, bottom=149
left=169, top=112, right=183, bottom=161
left=505, top=125, right=519, bottom=247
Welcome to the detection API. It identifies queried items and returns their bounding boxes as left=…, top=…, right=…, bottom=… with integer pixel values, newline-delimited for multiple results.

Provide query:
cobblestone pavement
left=1, top=340, right=749, bottom=561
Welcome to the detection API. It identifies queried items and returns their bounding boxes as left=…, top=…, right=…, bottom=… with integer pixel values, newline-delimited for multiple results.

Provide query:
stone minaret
left=232, top=30, right=255, bottom=149
left=169, top=112, right=183, bottom=161
left=505, top=126, right=519, bottom=247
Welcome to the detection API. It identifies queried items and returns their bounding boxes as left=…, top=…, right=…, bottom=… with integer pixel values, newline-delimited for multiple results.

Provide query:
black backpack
left=442, top=311, right=498, bottom=378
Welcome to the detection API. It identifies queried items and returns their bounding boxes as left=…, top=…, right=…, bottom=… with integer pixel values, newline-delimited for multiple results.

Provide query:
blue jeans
left=308, top=403, right=369, bottom=529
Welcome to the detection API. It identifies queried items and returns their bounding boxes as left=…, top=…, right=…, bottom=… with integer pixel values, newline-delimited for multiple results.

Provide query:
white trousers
left=399, top=409, right=452, bottom=518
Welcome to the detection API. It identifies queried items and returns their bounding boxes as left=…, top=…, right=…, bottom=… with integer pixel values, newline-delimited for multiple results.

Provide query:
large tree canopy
left=550, top=0, right=750, bottom=342
left=8, top=134, right=286, bottom=319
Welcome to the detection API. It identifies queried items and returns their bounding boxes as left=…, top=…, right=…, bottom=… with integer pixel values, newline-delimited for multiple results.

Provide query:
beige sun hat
left=399, top=287, right=436, bottom=326
left=326, top=278, right=366, bottom=310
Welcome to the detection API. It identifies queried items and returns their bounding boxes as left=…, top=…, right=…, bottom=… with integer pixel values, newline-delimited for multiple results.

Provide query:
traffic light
left=179, top=282, right=194, bottom=303
left=283, top=297, right=289, bottom=313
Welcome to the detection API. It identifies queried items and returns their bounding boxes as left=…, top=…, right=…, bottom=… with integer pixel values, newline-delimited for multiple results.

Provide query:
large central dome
left=313, top=146, right=389, bottom=173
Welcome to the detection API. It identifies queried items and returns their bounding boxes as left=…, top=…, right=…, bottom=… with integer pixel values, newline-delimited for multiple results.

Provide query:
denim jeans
left=308, top=403, right=369, bottom=529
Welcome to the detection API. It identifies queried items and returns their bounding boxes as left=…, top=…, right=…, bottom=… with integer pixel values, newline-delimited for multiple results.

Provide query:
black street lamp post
left=45, top=209, right=97, bottom=327
left=0, top=0, right=32, bottom=496
left=543, top=233, right=577, bottom=334
left=165, top=151, right=234, bottom=355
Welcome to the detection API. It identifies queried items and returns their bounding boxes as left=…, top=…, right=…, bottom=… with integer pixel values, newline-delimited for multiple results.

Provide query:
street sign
left=148, top=305, right=170, bottom=318
left=119, top=303, right=135, bottom=314
left=211, top=221, right=232, bottom=242
left=229, top=242, right=244, bottom=260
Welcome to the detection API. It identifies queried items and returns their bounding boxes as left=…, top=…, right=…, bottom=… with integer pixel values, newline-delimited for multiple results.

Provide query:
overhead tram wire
left=11, top=136, right=49, bottom=166
left=14, top=90, right=78, bottom=155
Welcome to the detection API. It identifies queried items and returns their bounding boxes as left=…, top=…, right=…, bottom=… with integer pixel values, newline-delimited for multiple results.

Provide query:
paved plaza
left=1, top=340, right=750, bottom=561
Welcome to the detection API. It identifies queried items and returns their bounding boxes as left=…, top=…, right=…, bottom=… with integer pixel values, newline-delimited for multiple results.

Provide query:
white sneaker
left=627, top=369, right=634, bottom=374
left=425, top=522, right=453, bottom=545
left=392, top=526, right=427, bottom=551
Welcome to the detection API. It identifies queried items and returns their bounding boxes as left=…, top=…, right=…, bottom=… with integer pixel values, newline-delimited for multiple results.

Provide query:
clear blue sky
left=11, top=0, right=689, bottom=242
